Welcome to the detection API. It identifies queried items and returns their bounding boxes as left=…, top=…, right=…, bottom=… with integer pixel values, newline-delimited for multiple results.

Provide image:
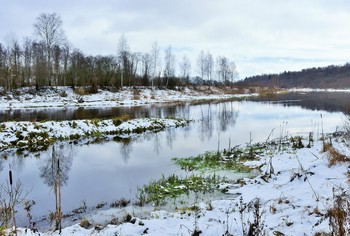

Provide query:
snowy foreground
left=7, top=134, right=350, bottom=235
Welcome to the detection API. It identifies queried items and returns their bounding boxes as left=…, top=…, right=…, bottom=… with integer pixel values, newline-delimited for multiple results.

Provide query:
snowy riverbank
left=0, top=117, right=189, bottom=152
left=1, top=86, right=349, bottom=111
left=6, top=132, right=350, bottom=235
left=0, top=86, right=253, bottom=110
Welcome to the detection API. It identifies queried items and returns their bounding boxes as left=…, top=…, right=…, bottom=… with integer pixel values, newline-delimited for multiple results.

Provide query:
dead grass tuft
left=133, top=89, right=141, bottom=100
left=323, top=143, right=350, bottom=167
left=326, top=189, right=350, bottom=236
left=74, top=87, right=88, bottom=96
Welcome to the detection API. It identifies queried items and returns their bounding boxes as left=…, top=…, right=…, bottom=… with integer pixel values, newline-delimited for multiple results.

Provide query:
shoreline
left=5, top=131, right=350, bottom=235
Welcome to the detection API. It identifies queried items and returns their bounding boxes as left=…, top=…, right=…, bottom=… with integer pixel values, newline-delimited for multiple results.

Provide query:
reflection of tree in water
left=39, top=144, right=73, bottom=187
left=217, top=102, right=238, bottom=132
left=166, top=128, right=176, bottom=149
left=120, top=138, right=133, bottom=163
left=0, top=158, right=3, bottom=173
left=153, top=132, right=162, bottom=155
left=175, top=104, right=190, bottom=120
left=199, top=104, right=214, bottom=141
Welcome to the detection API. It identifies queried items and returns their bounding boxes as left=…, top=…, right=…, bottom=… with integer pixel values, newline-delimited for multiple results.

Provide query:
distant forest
left=0, top=13, right=238, bottom=92
left=236, top=63, right=350, bottom=89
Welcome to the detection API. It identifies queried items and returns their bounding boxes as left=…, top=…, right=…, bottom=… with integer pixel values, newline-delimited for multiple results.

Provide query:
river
left=0, top=91, right=347, bottom=228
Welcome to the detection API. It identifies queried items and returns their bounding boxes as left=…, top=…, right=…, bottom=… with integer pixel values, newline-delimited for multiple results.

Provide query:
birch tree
left=150, top=41, right=160, bottom=89
left=33, top=13, right=66, bottom=87
left=179, top=55, right=191, bottom=86
left=164, top=45, right=176, bottom=87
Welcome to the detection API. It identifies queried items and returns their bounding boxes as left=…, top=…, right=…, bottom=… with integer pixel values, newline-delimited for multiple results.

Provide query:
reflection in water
left=166, top=128, right=176, bottom=149
left=199, top=102, right=239, bottom=141
left=39, top=145, right=73, bottom=187
left=153, top=133, right=161, bottom=154
left=217, top=102, right=239, bottom=132
left=0, top=103, right=193, bottom=122
left=1, top=92, right=350, bottom=123
left=120, top=139, right=133, bottom=163
left=247, top=92, right=350, bottom=115
left=199, top=104, right=213, bottom=141
left=0, top=98, right=345, bottom=229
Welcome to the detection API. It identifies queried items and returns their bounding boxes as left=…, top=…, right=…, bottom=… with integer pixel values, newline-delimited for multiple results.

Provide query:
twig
left=295, top=154, right=319, bottom=201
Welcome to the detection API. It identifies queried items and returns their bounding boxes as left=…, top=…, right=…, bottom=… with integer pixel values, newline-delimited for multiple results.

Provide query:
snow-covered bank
left=289, top=88, right=350, bottom=93
left=7, top=134, right=350, bottom=235
left=0, top=117, right=189, bottom=151
left=0, top=86, right=253, bottom=110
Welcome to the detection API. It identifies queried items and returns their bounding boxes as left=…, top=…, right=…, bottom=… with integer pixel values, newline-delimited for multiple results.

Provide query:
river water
left=0, top=92, right=348, bottom=228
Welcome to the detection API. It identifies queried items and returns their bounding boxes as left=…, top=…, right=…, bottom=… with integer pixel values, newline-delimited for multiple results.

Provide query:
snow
left=0, top=86, right=251, bottom=109
left=289, top=88, right=350, bottom=93
left=7, top=135, right=350, bottom=235
left=0, top=118, right=189, bottom=151
left=2, top=87, right=350, bottom=235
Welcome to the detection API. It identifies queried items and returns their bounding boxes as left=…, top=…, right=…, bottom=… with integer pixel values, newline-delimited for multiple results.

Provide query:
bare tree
left=0, top=43, right=7, bottom=89
left=216, top=56, right=230, bottom=84
left=205, top=51, right=214, bottom=86
left=164, top=45, right=176, bottom=87
left=179, top=54, right=191, bottom=87
left=5, top=35, right=22, bottom=90
left=23, top=37, right=33, bottom=87
left=32, top=42, right=48, bottom=89
left=117, top=34, right=130, bottom=89
left=141, top=52, right=152, bottom=85
left=61, top=43, right=71, bottom=86
left=33, top=13, right=66, bottom=87
left=69, top=48, right=86, bottom=88
left=150, top=41, right=160, bottom=89
left=197, top=50, right=206, bottom=80
left=228, top=61, right=238, bottom=85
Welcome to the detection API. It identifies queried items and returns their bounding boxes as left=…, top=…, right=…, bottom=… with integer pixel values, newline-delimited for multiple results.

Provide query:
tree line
left=0, top=13, right=238, bottom=92
left=236, top=63, right=350, bottom=89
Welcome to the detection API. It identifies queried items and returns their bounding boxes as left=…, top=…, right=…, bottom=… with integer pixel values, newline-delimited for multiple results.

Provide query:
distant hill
left=236, top=63, right=350, bottom=89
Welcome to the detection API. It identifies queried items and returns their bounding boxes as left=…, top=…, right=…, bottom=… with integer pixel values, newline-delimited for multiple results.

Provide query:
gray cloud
left=0, top=0, right=349, bottom=78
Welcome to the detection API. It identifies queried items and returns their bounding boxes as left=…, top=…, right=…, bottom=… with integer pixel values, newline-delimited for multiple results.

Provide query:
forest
left=237, top=63, right=350, bottom=89
left=0, top=13, right=238, bottom=93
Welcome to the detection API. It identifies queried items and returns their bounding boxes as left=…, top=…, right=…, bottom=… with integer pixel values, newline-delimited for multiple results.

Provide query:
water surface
left=0, top=92, right=346, bottom=228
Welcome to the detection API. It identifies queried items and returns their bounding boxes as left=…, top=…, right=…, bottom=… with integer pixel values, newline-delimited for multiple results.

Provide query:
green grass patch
left=173, top=144, right=265, bottom=172
left=137, top=174, right=224, bottom=207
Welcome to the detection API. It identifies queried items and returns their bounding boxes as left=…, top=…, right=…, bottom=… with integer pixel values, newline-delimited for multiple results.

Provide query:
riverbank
left=5, top=131, right=350, bottom=235
left=0, top=86, right=257, bottom=110
left=0, top=117, right=190, bottom=152
left=1, top=86, right=349, bottom=111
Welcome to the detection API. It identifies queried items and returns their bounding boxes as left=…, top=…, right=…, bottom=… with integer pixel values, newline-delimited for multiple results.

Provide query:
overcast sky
left=1, top=0, right=349, bottom=79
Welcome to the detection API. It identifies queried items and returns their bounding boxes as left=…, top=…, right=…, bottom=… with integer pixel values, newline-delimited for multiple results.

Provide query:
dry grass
left=323, top=143, right=350, bottom=167
left=74, top=87, right=89, bottom=96
left=327, top=190, right=350, bottom=236
left=133, top=89, right=141, bottom=100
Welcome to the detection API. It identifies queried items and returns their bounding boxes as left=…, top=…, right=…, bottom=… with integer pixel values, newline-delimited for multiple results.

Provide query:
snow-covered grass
left=5, top=133, right=350, bottom=236
left=0, top=86, right=254, bottom=109
left=289, top=88, right=350, bottom=93
left=0, top=117, right=190, bottom=152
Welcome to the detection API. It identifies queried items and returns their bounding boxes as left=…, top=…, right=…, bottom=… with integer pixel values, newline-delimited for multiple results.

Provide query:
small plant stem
left=295, top=154, right=319, bottom=201
left=9, top=168, right=17, bottom=235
